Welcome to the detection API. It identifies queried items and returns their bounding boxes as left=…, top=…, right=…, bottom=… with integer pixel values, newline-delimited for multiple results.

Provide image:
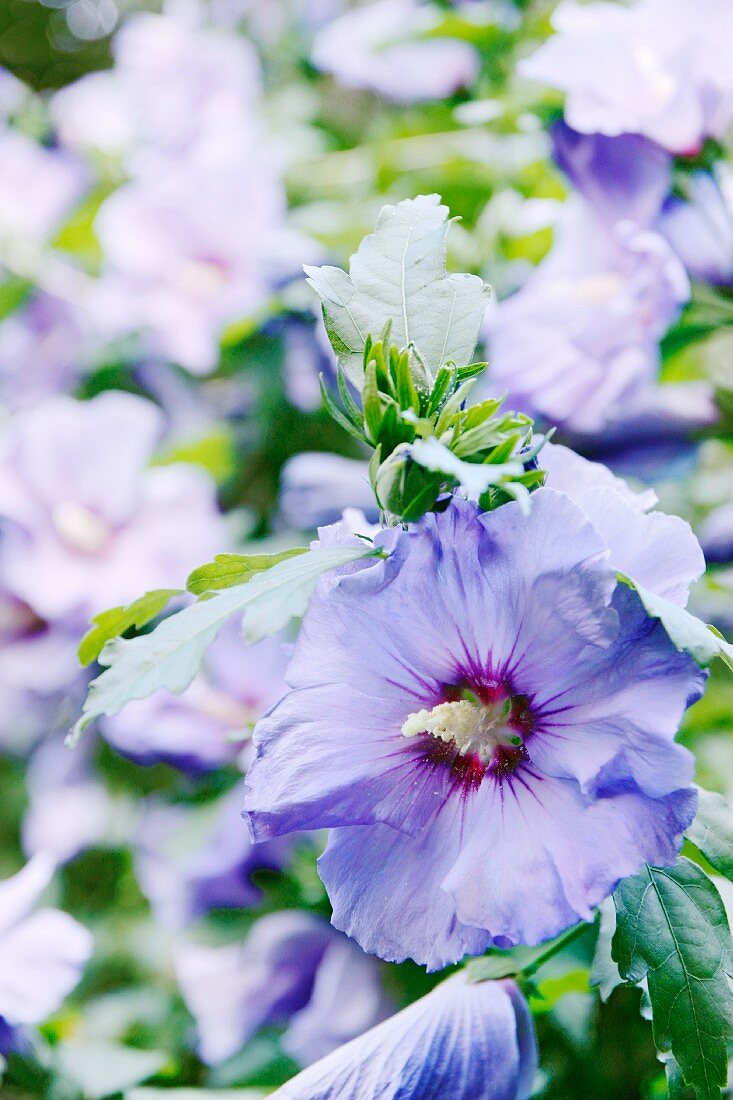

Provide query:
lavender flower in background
left=51, top=7, right=304, bottom=374
left=202, top=0, right=346, bottom=37
left=0, top=124, right=89, bottom=410
left=280, top=453, right=378, bottom=530
left=271, top=972, right=537, bottom=1100
left=0, top=589, right=83, bottom=753
left=0, top=391, right=226, bottom=622
left=0, top=128, right=87, bottom=259
left=0, top=295, right=87, bottom=414
left=175, top=910, right=389, bottom=1066
left=134, top=782, right=295, bottom=930
left=22, top=737, right=124, bottom=865
left=659, top=169, right=733, bottom=286
left=699, top=502, right=733, bottom=566
left=520, top=0, right=733, bottom=155
left=246, top=495, right=703, bottom=968
left=486, top=195, right=693, bottom=437
left=550, top=121, right=672, bottom=231
left=101, top=622, right=288, bottom=772
left=51, top=7, right=261, bottom=170
left=551, top=121, right=733, bottom=287
left=311, top=0, right=479, bottom=103
left=0, top=68, right=24, bottom=121
left=90, top=156, right=296, bottom=374
left=0, top=853, right=92, bottom=1053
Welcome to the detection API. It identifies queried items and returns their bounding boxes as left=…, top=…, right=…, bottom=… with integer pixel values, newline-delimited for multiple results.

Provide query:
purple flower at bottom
left=271, top=972, right=537, bottom=1100
left=245, top=493, right=704, bottom=969
left=0, top=854, right=92, bottom=1050
left=175, top=910, right=389, bottom=1066
left=540, top=442, right=704, bottom=606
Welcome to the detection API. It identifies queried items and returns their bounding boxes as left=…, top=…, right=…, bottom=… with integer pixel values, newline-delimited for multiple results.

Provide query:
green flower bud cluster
left=320, top=327, right=548, bottom=524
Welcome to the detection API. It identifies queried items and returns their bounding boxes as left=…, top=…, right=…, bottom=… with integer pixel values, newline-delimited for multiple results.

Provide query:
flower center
left=52, top=500, right=111, bottom=554
left=401, top=697, right=524, bottom=766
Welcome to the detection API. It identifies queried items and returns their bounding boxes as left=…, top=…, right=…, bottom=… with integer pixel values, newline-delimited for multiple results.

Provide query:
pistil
left=401, top=697, right=523, bottom=766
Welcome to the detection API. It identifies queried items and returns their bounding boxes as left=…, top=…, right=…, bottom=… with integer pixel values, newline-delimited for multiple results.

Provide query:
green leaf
left=336, top=364, right=365, bottom=427
left=0, top=276, right=32, bottom=322
left=529, top=969, right=592, bottom=1013
left=392, top=345, right=420, bottom=414
left=619, top=578, right=733, bottom=670
left=425, top=365, right=454, bottom=417
left=319, top=373, right=367, bottom=443
left=305, top=194, right=490, bottom=388
left=362, top=358, right=385, bottom=444
left=187, top=548, right=308, bottom=596
left=687, top=787, right=733, bottom=882
left=78, top=589, right=182, bottom=666
left=612, top=859, right=733, bottom=1100
left=71, top=543, right=380, bottom=744
left=55, top=1041, right=167, bottom=1099
left=152, top=428, right=236, bottom=484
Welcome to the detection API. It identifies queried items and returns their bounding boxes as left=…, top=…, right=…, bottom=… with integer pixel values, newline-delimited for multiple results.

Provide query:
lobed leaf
left=78, top=589, right=182, bottom=667
left=187, top=548, right=308, bottom=596
left=305, top=195, right=490, bottom=388
left=612, top=859, right=733, bottom=1100
left=71, top=543, right=380, bottom=744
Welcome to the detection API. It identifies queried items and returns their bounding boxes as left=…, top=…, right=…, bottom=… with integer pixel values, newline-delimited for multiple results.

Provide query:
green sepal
left=319, top=373, right=367, bottom=444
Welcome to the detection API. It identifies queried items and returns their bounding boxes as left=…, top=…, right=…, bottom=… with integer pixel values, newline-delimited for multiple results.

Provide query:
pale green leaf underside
left=70, top=543, right=377, bottom=744
left=589, top=898, right=623, bottom=1002
left=305, top=194, right=490, bottom=387
left=612, top=859, right=733, bottom=1100
left=687, top=787, right=733, bottom=882
left=619, top=577, right=733, bottom=670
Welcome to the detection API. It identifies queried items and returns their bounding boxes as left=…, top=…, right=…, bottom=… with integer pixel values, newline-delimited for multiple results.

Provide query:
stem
left=466, top=919, right=591, bottom=983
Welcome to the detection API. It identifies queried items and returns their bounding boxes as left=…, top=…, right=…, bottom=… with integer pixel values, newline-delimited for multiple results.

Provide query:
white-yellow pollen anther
left=401, top=698, right=517, bottom=765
